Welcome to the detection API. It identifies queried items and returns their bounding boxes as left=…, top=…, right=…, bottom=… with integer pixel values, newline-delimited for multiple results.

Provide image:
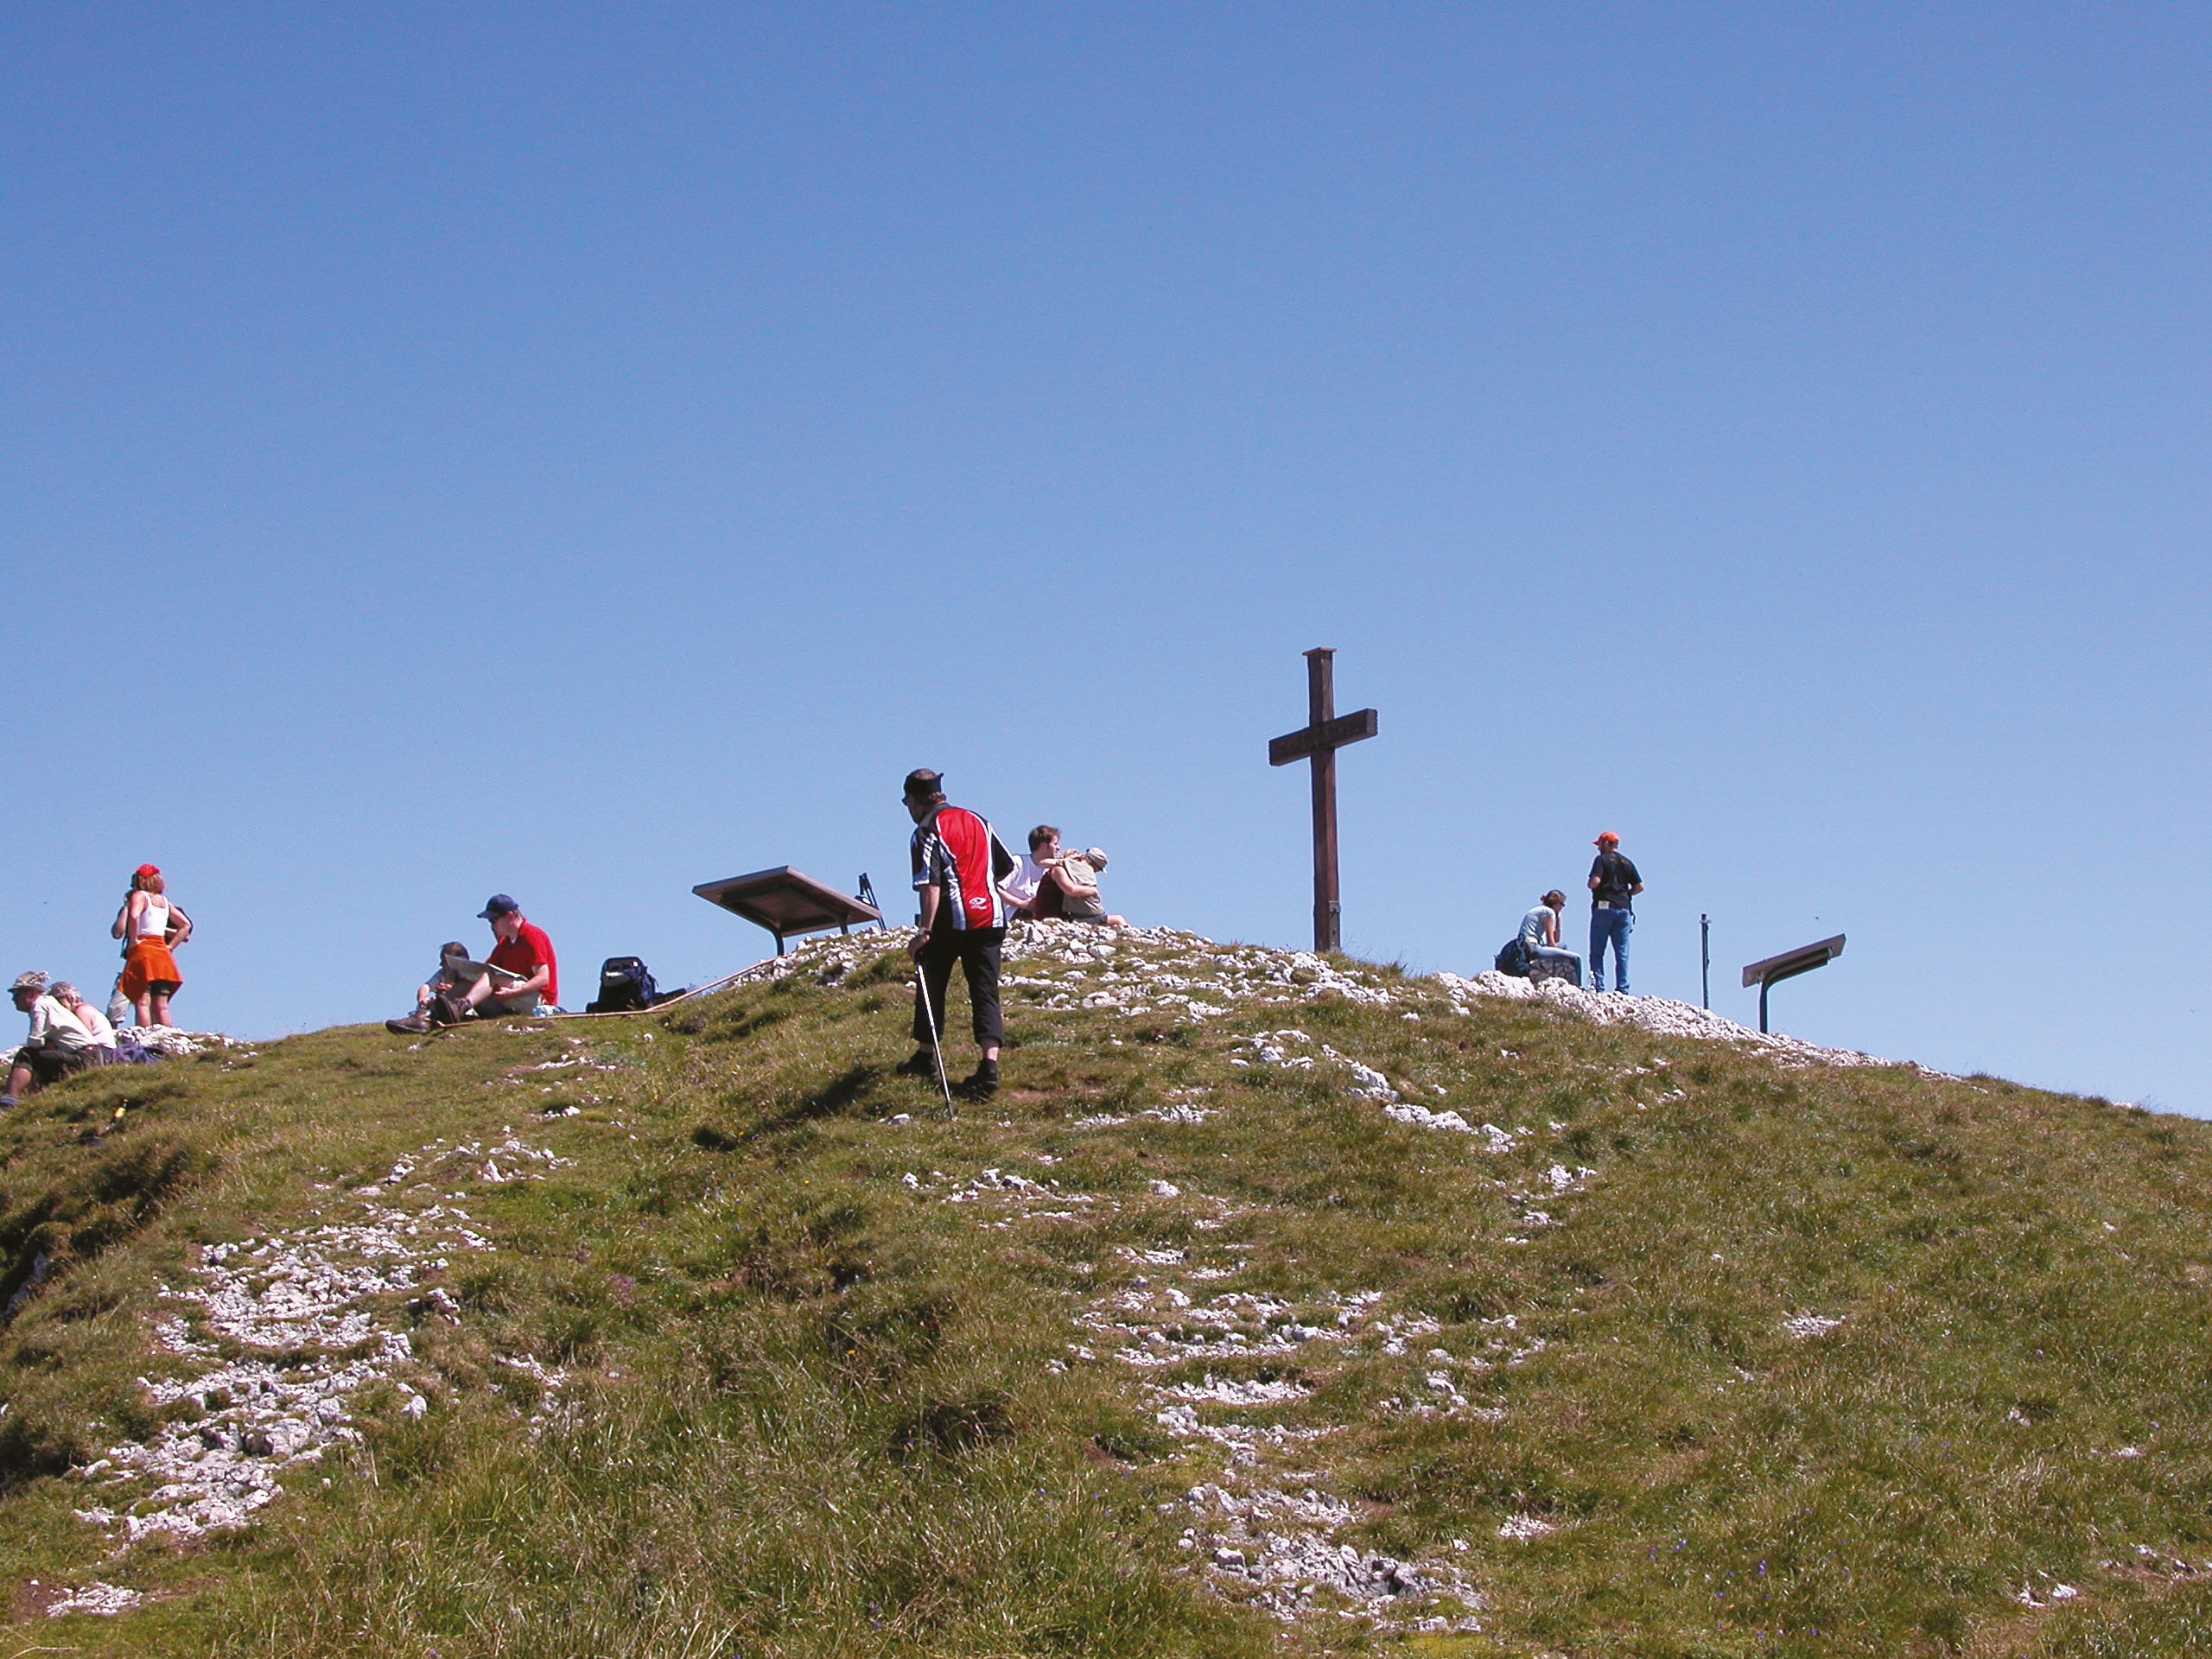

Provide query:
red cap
left=1593, top=831, right=1619, bottom=847
left=135, top=862, right=161, bottom=878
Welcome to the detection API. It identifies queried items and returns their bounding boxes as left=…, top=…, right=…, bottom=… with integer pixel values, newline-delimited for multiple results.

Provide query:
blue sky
left=4, top=3, right=2207, bottom=1109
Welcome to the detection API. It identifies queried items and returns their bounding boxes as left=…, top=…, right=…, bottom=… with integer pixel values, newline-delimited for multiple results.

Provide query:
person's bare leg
left=149, top=992, right=172, bottom=1027
left=4, top=1062, right=29, bottom=1101
left=132, top=994, right=152, bottom=1027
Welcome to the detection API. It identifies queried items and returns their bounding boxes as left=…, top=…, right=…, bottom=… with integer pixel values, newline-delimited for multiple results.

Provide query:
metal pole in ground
left=1700, top=914, right=1710, bottom=1009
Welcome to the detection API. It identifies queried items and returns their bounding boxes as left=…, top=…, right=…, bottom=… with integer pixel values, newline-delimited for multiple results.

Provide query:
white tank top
left=133, top=897, right=170, bottom=940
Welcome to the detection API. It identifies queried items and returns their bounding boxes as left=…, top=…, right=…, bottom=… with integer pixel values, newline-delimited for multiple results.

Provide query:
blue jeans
left=1529, top=945, right=1582, bottom=987
left=1588, top=907, right=1631, bottom=992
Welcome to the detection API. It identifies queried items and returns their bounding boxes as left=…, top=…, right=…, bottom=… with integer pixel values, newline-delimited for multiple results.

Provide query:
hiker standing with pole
left=898, top=769, right=1016, bottom=1103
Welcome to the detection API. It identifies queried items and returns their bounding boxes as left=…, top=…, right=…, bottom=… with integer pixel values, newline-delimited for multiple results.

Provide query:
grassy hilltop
left=0, top=922, right=2208, bottom=1657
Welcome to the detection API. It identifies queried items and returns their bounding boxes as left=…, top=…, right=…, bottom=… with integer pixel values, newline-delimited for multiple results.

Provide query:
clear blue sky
left=4, top=4, right=2206, bottom=1109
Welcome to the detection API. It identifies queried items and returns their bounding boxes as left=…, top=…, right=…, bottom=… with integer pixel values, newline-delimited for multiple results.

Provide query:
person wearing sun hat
left=3, top=971, right=111, bottom=1106
left=1586, top=831, right=1644, bottom=995
left=111, top=863, right=193, bottom=1027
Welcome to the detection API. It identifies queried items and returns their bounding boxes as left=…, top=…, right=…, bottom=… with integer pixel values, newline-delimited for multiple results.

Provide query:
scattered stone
left=45, top=1580, right=143, bottom=1618
left=1436, top=971, right=1947, bottom=1074
left=1783, top=1313, right=1845, bottom=1340
left=78, top=1135, right=570, bottom=1549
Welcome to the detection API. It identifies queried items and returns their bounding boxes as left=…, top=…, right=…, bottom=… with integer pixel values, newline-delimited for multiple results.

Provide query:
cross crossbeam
left=1268, top=647, right=1378, bottom=954
left=1267, top=709, right=1378, bottom=766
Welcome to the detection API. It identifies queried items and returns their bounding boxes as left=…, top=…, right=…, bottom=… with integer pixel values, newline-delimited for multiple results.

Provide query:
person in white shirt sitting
left=1518, top=891, right=1584, bottom=984
left=999, top=827, right=1053, bottom=918
left=50, top=982, right=117, bottom=1052
left=3, top=972, right=115, bottom=1107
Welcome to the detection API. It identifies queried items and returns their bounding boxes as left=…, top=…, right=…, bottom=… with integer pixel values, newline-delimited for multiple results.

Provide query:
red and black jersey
left=912, top=805, right=1016, bottom=931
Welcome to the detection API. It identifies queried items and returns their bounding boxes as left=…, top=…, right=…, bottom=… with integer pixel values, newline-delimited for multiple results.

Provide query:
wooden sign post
left=1268, top=647, right=1378, bottom=953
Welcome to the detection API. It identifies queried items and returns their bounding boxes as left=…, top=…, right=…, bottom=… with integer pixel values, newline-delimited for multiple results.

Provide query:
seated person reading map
left=386, top=898, right=559, bottom=1033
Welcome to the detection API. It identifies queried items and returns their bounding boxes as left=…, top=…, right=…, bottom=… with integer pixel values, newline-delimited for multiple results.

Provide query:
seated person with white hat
left=3, top=972, right=117, bottom=1107
left=1008, top=827, right=1126, bottom=927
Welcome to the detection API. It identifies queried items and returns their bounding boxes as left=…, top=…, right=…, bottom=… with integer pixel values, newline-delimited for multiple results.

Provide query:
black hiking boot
left=428, top=991, right=475, bottom=1029
left=895, top=1047, right=941, bottom=1078
left=957, top=1058, right=999, bottom=1102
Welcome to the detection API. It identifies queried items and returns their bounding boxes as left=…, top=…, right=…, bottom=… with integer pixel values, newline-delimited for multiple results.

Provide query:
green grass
left=0, top=927, right=2207, bottom=1656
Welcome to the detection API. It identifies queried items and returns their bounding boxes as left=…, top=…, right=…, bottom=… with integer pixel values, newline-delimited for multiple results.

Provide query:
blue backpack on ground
left=586, top=957, right=658, bottom=1014
left=1494, top=936, right=1531, bottom=977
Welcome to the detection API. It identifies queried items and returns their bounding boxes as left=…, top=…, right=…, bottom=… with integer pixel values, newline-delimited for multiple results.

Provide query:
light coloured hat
left=1084, top=848, right=1109, bottom=871
left=48, top=982, right=78, bottom=1001
left=10, top=971, right=49, bottom=995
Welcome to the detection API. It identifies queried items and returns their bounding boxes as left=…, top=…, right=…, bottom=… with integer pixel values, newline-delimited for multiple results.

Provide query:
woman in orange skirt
left=111, top=863, right=192, bottom=1027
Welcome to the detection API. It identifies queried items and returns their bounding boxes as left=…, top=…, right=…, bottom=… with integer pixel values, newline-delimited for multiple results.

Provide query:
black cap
left=477, top=894, right=519, bottom=919
left=902, top=768, right=944, bottom=801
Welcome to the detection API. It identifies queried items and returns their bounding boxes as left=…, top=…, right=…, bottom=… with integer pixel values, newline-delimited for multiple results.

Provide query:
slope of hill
left=0, top=920, right=2206, bottom=1656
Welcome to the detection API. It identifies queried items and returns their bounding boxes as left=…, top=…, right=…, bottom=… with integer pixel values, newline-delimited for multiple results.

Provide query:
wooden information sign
left=694, top=866, right=881, bottom=955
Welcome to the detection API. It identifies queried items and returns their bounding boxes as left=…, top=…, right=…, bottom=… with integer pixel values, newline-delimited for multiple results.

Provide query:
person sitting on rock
left=1000, top=826, right=1054, bottom=918
left=1517, top=891, right=1583, bottom=984
left=3, top=972, right=113, bottom=1106
left=49, top=982, right=118, bottom=1054
left=1018, top=827, right=1127, bottom=926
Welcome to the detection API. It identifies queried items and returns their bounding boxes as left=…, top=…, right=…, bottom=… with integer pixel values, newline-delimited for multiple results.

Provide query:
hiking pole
left=910, top=950, right=958, bottom=1116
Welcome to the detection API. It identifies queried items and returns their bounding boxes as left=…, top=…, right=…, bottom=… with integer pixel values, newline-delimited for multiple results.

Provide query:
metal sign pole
left=1700, top=914, right=1710, bottom=1009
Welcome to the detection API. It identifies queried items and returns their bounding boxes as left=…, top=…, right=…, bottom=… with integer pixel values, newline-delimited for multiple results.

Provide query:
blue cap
left=477, top=894, right=519, bottom=919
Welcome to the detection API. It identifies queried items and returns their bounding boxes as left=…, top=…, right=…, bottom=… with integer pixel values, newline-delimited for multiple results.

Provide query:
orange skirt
left=120, top=937, right=182, bottom=1001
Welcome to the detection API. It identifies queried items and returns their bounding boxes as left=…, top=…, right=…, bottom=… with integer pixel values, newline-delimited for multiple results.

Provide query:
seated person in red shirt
left=385, top=900, right=560, bottom=1033
left=467, top=894, right=559, bottom=1018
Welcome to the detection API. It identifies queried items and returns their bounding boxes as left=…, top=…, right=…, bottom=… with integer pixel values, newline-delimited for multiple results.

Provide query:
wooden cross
left=1268, top=647, right=1378, bottom=953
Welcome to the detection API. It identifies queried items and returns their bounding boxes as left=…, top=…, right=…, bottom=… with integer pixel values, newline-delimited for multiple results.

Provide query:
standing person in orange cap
left=1586, top=831, right=1643, bottom=995
left=111, top=863, right=193, bottom=1027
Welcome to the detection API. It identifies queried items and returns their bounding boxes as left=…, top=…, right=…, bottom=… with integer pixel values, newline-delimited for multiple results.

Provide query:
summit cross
left=1268, top=647, right=1378, bottom=954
